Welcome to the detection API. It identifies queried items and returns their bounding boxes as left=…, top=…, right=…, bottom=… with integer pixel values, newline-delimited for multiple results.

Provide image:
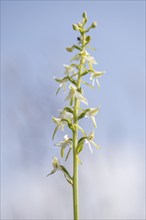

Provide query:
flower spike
left=48, top=12, right=105, bottom=220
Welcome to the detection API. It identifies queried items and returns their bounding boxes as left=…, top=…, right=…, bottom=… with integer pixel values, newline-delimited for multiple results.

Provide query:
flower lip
left=85, top=139, right=93, bottom=154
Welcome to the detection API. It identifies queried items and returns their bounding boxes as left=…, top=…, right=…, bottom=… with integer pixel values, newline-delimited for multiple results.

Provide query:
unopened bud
left=82, top=11, right=87, bottom=19
left=88, top=132, right=94, bottom=140
left=91, top=22, right=97, bottom=29
left=72, top=24, right=79, bottom=31
left=52, top=157, right=60, bottom=169
left=66, top=46, right=74, bottom=52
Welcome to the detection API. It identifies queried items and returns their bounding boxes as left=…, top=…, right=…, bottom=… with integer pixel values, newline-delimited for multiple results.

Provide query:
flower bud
left=91, top=22, right=97, bottom=29
left=85, top=36, right=91, bottom=44
left=72, top=24, right=79, bottom=31
left=88, top=131, right=94, bottom=140
left=52, top=157, right=60, bottom=169
left=66, top=46, right=74, bottom=52
left=82, top=11, right=87, bottom=19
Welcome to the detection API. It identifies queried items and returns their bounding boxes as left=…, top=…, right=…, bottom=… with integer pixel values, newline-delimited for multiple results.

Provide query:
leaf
left=64, top=107, right=73, bottom=114
left=52, top=125, right=59, bottom=140
left=76, top=141, right=84, bottom=154
left=78, top=109, right=90, bottom=120
left=76, top=136, right=87, bottom=154
left=78, top=136, right=87, bottom=144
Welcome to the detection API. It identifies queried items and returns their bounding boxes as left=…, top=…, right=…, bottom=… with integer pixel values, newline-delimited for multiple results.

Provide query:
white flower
left=72, top=50, right=97, bottom=65
left=46, top=157, right=61, bottom=176
left=65, top=85, right=88, bottom=105
left=59, top=109, right=73, bottom=120
left=84, top=131, right=100, bottom=154
left=64, top=64, right=75, bottom=75
left=84, top=51, right=97, bottom=64
left=54, top=77, right=68, bottom=92
left=52, top=116, right=67, bottom=131
left=86, top=107, right=99, bottom=127
left=90, top=71, right=105, bottom=88
left=55, top=135, right=72, bottom=149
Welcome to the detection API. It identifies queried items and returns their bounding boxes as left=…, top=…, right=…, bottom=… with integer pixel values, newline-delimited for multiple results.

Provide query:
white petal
left=65, top=93, right=73, bottom=101
left=85, top=139, right=93, bottom=154
left=91, top=116, right=97, bottom=128
left=75, top=91, right=88, bottom=105
left=64, top=134, right=69, bottom=140
left=96, top=79, right=100, bottom=88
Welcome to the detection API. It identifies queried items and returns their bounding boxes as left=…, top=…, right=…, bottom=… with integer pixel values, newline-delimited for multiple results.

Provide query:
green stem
left=73, top=97, right=79, bottom=220
left=73, top=73, right=81, bottom=220
left=72, top=32, right=85, bottom=220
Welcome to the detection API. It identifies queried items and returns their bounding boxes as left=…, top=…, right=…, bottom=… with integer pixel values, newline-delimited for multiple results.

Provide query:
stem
left=73, top=97, right=79, bottom=220
left=73, top=71, right=81, bottom=220
left=73, top=34, right=85, bottom=220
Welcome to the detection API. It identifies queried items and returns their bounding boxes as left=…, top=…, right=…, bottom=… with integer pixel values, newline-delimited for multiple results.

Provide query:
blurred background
left=1, top=1, right=145, bottom=219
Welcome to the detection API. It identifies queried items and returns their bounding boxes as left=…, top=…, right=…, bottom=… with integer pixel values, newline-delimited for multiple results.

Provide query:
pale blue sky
left=1, top=1, right=145, bottom=219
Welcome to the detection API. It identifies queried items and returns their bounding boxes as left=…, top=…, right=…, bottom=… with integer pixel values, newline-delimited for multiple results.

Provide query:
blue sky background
left=1, top=1, right=145, bottom=219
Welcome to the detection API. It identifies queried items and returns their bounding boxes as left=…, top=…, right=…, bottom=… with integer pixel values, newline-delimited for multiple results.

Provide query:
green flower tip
left=91, top=22, right=97, bottom=29
left=52, top=157, right=60, bottom=169
left=72, top=24, right=80, bottom=31
left=82, top=11, right=87, bottom=19
left=66, top=46, right=73, bottom=52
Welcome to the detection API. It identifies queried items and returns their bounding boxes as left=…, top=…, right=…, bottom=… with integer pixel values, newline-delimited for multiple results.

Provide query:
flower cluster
left=47, top=11, right=104, bottom=184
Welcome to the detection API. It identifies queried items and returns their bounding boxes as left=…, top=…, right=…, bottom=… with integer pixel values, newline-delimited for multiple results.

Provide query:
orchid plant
left=47, top=12, right=105, bottom=220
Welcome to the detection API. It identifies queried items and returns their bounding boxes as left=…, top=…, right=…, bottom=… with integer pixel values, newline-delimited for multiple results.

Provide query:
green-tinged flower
left=52, top=116, right=67, bottom=131
left=55, top=135, right=72, bottom=148
left=85, top=107, right=100, bottom=127
left=76, top=131, right=100, bottom=155
left=54, top=77, right=68, bottom=92
left=90, top=71, right=105, bottom=88
left=55, top=135, right=72, bottom=158
left=72, top=50, right=97, bottom=65
left=72, top=24, right=80, bottom=31
left=52, top=157, right=60, bottom=169
left=91, top=21, right=97, bottom=29
left=65, top=85, right=88, bottom=105
left=59, top=108, right=73, bottom=120
left=84, top=131, right=100, bottom=153
left=46, top=157, right=60, bottom=177
left=82, top=11, right=87, bottom=19
left=64, top=64, right=75, bottom=75
left=47, top=157, right=73, bottom=185
left=72, top=21, right=85, bottom=32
